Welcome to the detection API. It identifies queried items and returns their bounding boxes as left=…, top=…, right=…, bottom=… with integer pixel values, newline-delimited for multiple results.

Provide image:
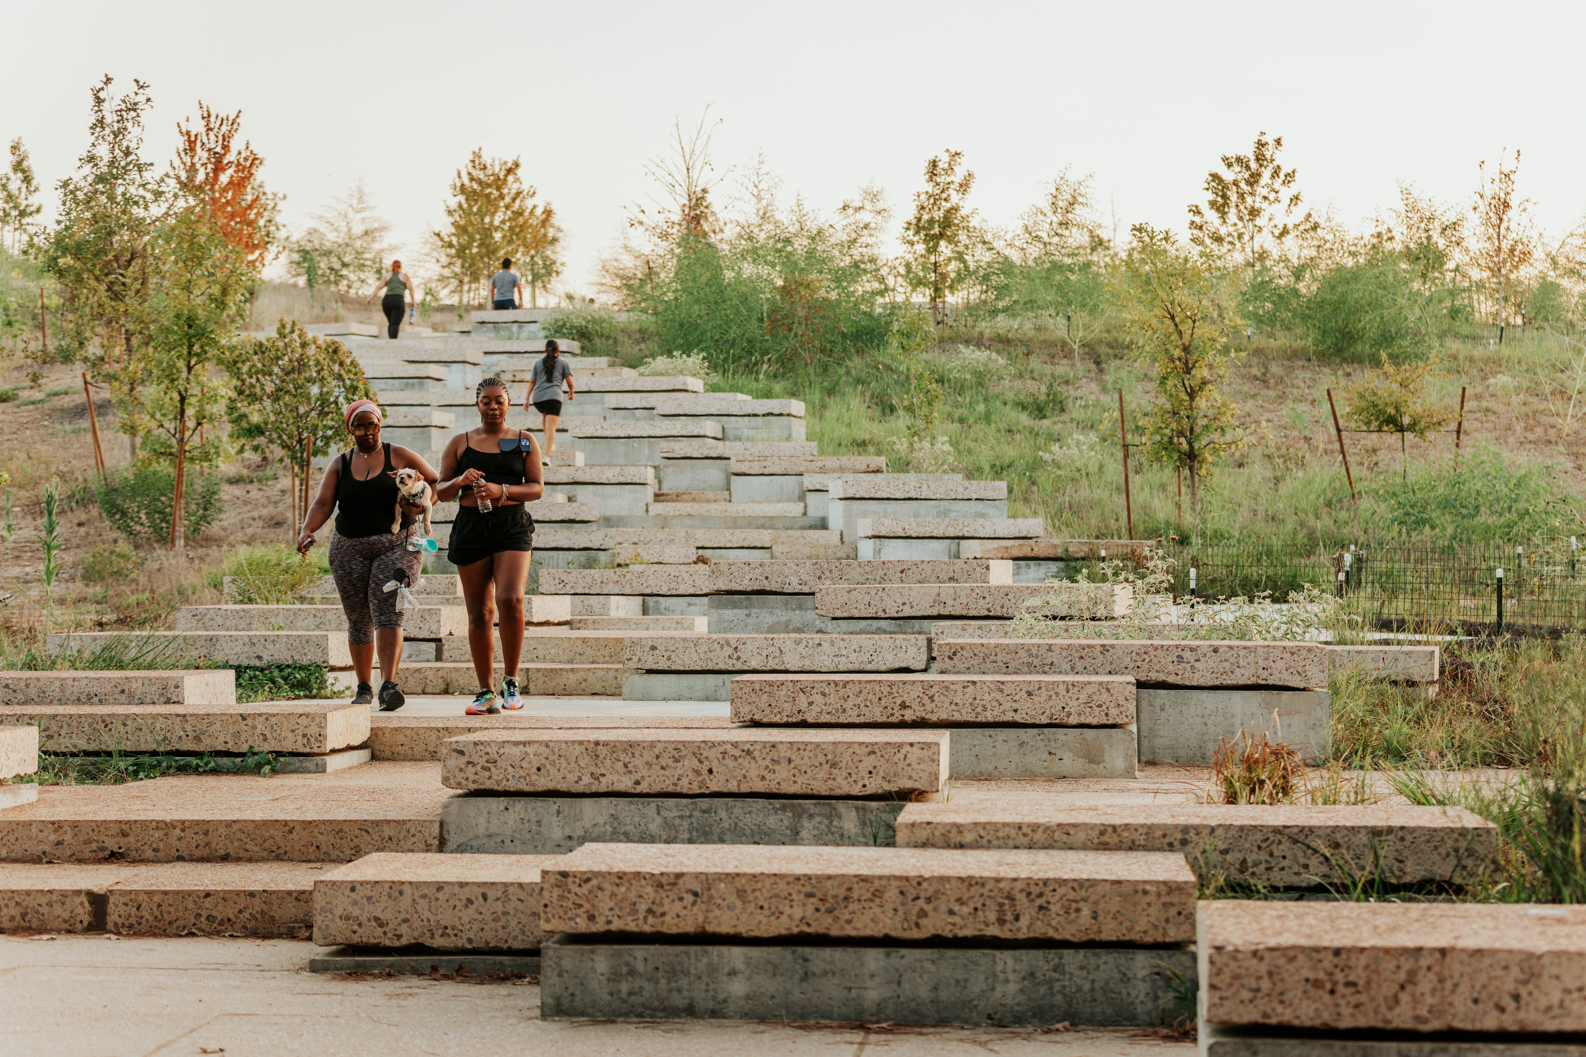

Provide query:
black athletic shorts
left=533, top=399, right=562, bottom=417
left=447, top=503, right=534, bottom=567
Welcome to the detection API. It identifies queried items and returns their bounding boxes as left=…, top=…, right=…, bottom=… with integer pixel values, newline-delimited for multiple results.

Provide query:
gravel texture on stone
left=958, top=539, right=1152, bottom=560
left=538, top=566, right=712, bottom=596
left=567, top=420, right=721, bottom=438
left=105, top=861, right=332, bottom=936
left=46, top=632, right=352, bottom=668
left=0, top=670, right=237, bottom=707
left=709, top=559, right=1012, bottom=593
left=829, top=479, right=1007, bottom=501
left=730, top=457, right=884, bottom=475
left=0, top=702, right=369, bottom=755
left=645, top=502, right=806, bottom=517
left=729, top=673, right=1136, bottom=726
left=1199, top=900, right=1586, bottom=1033
left=854, top=518, right=1045, bottom=539
left=175, top=605, right=465, bottom=639
left=0, top=863, right=147, bottom=930
left=934, top=639, right=1328, bottom=688
left=622, top=634, right=930, bottom=672
left=816, top=583, right=1127, bottom=620
left=370, top=715, right=735, bottom=761
left=543, top=465, right=656, bottom=485
left=533, top=528, right=840, bottom=549
left=0, top=724, right=38, bottom=778
left=314, top=852, right=561, bottom=950
left=659, top=441, right=818, bottom=459
left=541, top=843, right=1194, bottom=943
left=441, top=728, right=948, bottom=796
left=567, top=616, right=708, bottom=632
left=655, top=396, right=804, bottom=416
left=896, top=801, right=1498, bottom=886
left=1326, top=644, right=1440, bottom=682
left=398, top=662, right=629, bottom=697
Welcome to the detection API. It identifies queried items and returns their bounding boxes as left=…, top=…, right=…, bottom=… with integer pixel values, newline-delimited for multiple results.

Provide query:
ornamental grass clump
left=1208, top=726, right=1306, bottom=806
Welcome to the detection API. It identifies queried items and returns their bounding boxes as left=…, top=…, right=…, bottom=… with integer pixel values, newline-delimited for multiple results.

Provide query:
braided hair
left=541, top=338, right=560, bottom=372
left=476, top=376, right=510, bottom=401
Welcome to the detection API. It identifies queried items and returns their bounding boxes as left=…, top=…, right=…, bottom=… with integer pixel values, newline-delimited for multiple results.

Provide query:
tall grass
left=1, top=633, right=194, bottom=671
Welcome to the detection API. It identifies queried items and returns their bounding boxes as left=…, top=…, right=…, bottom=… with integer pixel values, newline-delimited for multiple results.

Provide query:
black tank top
left=458, top=431, right=532, bottom=492
left=335, top=443, right=407, bottom=538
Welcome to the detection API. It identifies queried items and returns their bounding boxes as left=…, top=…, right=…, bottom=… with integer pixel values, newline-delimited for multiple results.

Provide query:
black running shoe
left=378, top=680, right=405, bottom=711
left=351, top=682, right=374, bottom=706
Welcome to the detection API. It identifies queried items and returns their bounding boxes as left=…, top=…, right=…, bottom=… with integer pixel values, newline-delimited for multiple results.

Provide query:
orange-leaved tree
left=174, top=104, right=280, bottom=271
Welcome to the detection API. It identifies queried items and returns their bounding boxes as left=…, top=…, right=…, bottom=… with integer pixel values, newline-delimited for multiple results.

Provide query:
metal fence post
left=1496, top=567, right=1505, bottom=632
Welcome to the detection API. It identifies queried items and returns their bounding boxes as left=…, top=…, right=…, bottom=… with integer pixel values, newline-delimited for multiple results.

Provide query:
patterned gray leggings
left=328, top=531, right=423, bottom=645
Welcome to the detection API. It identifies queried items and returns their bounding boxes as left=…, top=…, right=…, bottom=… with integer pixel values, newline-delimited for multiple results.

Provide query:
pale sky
left=6, top=0, right=1583, bottom=296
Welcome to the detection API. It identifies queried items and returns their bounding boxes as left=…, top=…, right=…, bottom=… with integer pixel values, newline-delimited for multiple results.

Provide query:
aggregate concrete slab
left=575, top=375, right=705, bottom=394
left=569, top=616, right=707, bottom=632
left=732, top=456, right=885, bottom=475
left=569, top=594, right=643, bottom=617
left=439, top=631, right=628, bottom=666
left=829, top=499, right=1010, bottom=542
left=817, top=583, right=1128, bottom=620
left=442, top=792, right=905, bottom=854
left=440, top=728, right=949, bottom=796
left=370, top=715, right=733, bottom=762
left=624, top=672, right=736, bottom=700
left=935, top=639, right=1329, bottom=688
left=175, top=604, right=467, bottom=639
left=623, top=633, right=930, bottom=672
left=0, top=701, right=369, bottom=755
left=959, top=539, right=1152, bottom=560
left=543, top=842, right=1194, bottom=943
left=831, top=479, right=1009, bottom=501
left=1199, top=901, right=1586, bottom=1034
left=730, top=673, right=1136, bottom=725
left=398, top=662, right=630, bottom=697
left=704, top=593, right=946, bottom=635
left=1199, top=1026, right=1586, bottom=1056
left=1327, top=644, right=1441, bottom=682
left=0, top=862, right=142, bottom=930
left=1138, top=688, right=1331, bottom=764
left=105, top=861, right=331, bottom=936
left=856, top=517, right=1045, bottom=538
left=46, top=632, right=353, bottom=668
left=646, top=501, right=806, bottom=517
left=896, top=802, right=1499, bottom=887
left=541, top=937, right=1196, bottom=1027
left=1, top=725, right=37, bottom=779
left=0, top=670, right=237, bottom=707
left=709, top=558, right=1012, bottom=592
left=275, top=747, right=374, bottom=774
left=660, top=440, right=819, bottom=458
left=539, top=566, right=712, bottom=595
left=314, top=852, right=559, bottom=950
left=943, top=726, right=1138, bottom=779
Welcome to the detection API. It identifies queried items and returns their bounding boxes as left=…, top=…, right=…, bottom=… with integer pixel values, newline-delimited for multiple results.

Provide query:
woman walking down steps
left=436, top=377, right=545, bottom=715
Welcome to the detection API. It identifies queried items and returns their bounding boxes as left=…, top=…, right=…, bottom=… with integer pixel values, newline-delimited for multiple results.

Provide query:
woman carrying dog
left=297, top=399, right=439, bottom=711
left=529, top=339, right=574, bottom=456
left=435, top=378, right=545, bottom=714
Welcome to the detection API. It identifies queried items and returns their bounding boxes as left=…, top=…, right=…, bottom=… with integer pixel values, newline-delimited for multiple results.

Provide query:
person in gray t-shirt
left=529, top=339, right=575, bottom=454
left=490, top=258, right=522, bottom=310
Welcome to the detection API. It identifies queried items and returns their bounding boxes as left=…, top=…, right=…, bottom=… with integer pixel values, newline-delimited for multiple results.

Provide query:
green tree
left=519, top=209, right=564, bottom=307
left=900, top=149, right=977, bottom=322
left=1344, top=353, right=1454, bottom=478
left=1112, top=224, right=1246, bottom=541
left=227, top=320, right=376, bottom=539
left=0, top=138, right=42, bottom=252
left=1187, top=132, right=1317, bottom=272
left=1471, top=149, right=1535, bottom=343
left=1000, top=170, right=1111, bottom=362
left=285, top=179, right=396, bottom=294
left=430, top=150, right=556, bottom=308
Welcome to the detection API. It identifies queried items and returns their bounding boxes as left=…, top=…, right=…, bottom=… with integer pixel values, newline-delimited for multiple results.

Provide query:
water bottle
left=476, top=478, right=492, bottom=514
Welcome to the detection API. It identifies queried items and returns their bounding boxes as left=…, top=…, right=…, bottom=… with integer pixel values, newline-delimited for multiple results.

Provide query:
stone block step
left=541, top=843, right=1194, bottom=944
left=0, top=861, right=334, bottom=935
left=710, top=559, right=1011, bottom=592
left=1, top=701, right=369, bottom=755
left=539, top=543, right=698, bottom=564
left=568, top=616, right=708, bottom=632
left=2, top=725, right=38, bottom=780
left=654, top=396, right=803, bottom=418
left=959, top=539, right=1152, bottom=560
left=175, top=605, right=467, bottom=639
left=660, top=441, right=818, bottom=459
left=533, top=528, right=841, bottom=550
left=934, top=639, right=1329, bottom=689
left=306, top=574, right=462, bottom=597
left=314, top=852, right=560, bottom=951
left=398, top=662, right=629, bottom=696
left=544, top=465, right=655, bottom=485
left=47, top=632, right=352, bottom=668
left=1199, top=901, right=1586, bottom=1036
left=0, top=670, right=237, bottom=707
left=896, top=802, right=1498, bottom=887
left=645, top=502, right=805, bottom=517
left=623, top=634, right=929, bottom=672
left=439, top=631, right=648, bottom=665
left=294, top=594, right=570, bottom=627
left=731, top=456, right=885, bottom=475
left=541, top=449, right=584, bottom=466
left=729, top=673, right=1136, bottom=726
left=652, top=491, right=730, bottom=503
left=597, top=514, right=828, bottom=531
left=540, top=566, right=711, bottom=595
left=770, top=544, right=857, bottom=560
left=441, top=728, right=948, bottom=796
left=370, top=715, right=733, bottom=761
left=568, top=420, right=719, bottom=440
left=0, top=762, right=444, bottom=862
left=576, top=375, right=704, bottom=394
left=856, top=518, right=1045, bottom=539
left=1328, top=643, right=1440, bottom=682
left=816, top=583, right=1127, bottom=620
left=833, top=479, right=1007, bottom=502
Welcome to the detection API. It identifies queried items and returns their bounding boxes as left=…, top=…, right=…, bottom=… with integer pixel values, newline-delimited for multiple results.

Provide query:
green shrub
left=221, top=544, right=324, bottom=604
left=95, top=465, right=224, bottom=546
left=235, top=663, right=333, bottom=702
left=0, top=387, right=17, bottom=403
left=1369, top=446, right=1579, bottom=545
left=81, top=542, right=142, bottom=585
left=1298, top=254, right=1431, bottom=362
left=636, top=351, right=716, bottom=386
left=543, top=303, right=621, bottom=353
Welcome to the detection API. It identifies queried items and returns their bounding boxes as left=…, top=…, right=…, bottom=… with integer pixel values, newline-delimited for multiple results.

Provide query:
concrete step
left=175, top=605, right=467, bottom=639
left=770, top=544, right=857, bottom=560
left=370, top=715, right=733, bottom=761
left=1199, top=902, right=1586, bottom=1038
left=540, top=566, right=711, bottom=596
left=47, top=632, right=352, bottom=668
left=935, top=639, right=1329, bottom=689
left=314, top=852, right=562, bottom=951
left=533, top=527, right=841, bottom=551
left=307, top=573, right=462, bottom=597
left=398, top=662, right=629, bottom=696
left=660, top=441, right=817, bottom=459
left=653, top=490, right=731, bottom=503
left=441, top=728, right=949, bottom=797
left=0, top=762, right=444, bottom=862
left=541, top=843, right=1193, bottom=944
left=538, top=543, right=697, bottom=564
left=597, top=513, right=828, bottom=531
left=730, top=456, right=885, bottom=476
left=857, top=517, right=1045, bottom=539
left=1, top=701, right=369, bottom=755
left=828, top=480, right=1009, bottom=542
left=623, top=634, right=929, bottom=673
left=815, top=583, right=1127, bottom=620
left=569, top=616, right=707, bottom=632
left=542, top=559, right=1011, bottom=597
left=541, top=449, right=584, bottom=466
left=439, top=631, right=642, bottom=666
left=729, top=673, right=1136, bottom=726
left=1328, top=644, right=1440, bottom=682
left=544, top=465, right=655, bottom=485
left=575, top=375, right=704, bottom=394
left=0, top=670, right=236, bottom=707
left=645, top=501, right=805, bottom=517
left=1, top=726, right=37, bottom=800
left=0, top=861, right=334, bottom=935
left=295, top=595, right=570, bottom=627
left=896, top=801, right=1498, bottom=887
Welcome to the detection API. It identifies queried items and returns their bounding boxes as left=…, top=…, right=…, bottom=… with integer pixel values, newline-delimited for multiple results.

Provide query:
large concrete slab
left=105, top=861, right=331, bottom=936
left=371, top=715, right=733, bottom=762
left=943, top=726, right=1137, bottom=779
left=542, top=843, right=1194, bottom=943
left=575, top=375, right=705, bottom=394
left=729, top=673, right=1135, bottom=725
left=441, top=728, right=948, bottom=796
left=0, top=863, right=142, bottom=930
left=175, top=605, right=466, bottom=639
left=731, top=456, right=884, bottom=475
left=397, top=662, right=630, bottom=697
left=896, top=802, right=1498, bottom=886
left=959, top=539, right=1152, bottom=560
left=539, top=566, right=711, bottom=596
left=660, top=441, right=818, bottom=459
left=0, top=701, right=369, bottom=755
left=1138, top=688, right=1331, bottom=764
left=623, top=634, right=930, bottom=672
left=1, top=725, right=38, bottom=779
left=568, top=419, right=719, bottom=438
left=705, top=593, right=939, bottom=635
left=314, top=852, right=560, bottom=950
left=542, top=939, right=1194, bottom=1027
left=1327, top=644, right=1440, bottom=682
left=47, top=632, right=352, bottom=668
left=1199, top=901, right=1586, bottom=1034
left=646, top=501, right=805, bottom=517
left=0, top=670, right=236, bottom=707
left=569, top=616, right=707, bottom=632
left=935, top=639, right=1329, bottom=689
left=831, top=479, right=1008, bottom=501
left=533, top=527, right=841, bottom=550
left=856, top=518, right=1045, bottom=538
left=817, top=583, right=1128, bottom=619
left=708, top=559, right=1012, bottom=592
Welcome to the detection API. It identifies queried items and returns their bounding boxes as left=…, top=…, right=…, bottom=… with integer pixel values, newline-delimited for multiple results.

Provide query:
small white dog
left=390, top=468, right=434, bottom=537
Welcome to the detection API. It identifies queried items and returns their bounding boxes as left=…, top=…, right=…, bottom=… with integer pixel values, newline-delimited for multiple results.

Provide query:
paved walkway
left=1, top=935, right=1195, bottom=1057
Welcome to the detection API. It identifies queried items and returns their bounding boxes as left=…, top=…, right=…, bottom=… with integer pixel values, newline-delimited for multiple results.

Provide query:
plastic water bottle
left=476, top=480, right=492, bottom=514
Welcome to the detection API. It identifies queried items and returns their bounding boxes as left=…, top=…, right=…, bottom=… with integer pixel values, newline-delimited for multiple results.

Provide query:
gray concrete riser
left=308, top=948, right=542, bottom=976
left=599, top=515, right=829, bottom=530
left=540, top=939, right=1195, bottom=1027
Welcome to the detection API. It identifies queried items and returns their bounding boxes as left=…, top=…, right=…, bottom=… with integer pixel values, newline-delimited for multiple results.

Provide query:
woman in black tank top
left=436, top=378, right=546, bottom=715
left=298, top=399, right=440, bottom=711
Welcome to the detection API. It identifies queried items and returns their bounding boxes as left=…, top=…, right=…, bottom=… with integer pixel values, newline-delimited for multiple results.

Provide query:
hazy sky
left=6, top=0, right=1584, bottom=295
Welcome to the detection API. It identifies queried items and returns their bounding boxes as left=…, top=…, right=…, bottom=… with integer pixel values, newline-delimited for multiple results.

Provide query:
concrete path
left=1, top=934, right=1194, bottom=1057
left=364, top=694, right=731, bottom=718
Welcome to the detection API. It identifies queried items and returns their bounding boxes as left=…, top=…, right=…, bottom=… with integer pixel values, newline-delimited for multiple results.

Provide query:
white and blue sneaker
left=501, top=676, right=523, bottom=710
